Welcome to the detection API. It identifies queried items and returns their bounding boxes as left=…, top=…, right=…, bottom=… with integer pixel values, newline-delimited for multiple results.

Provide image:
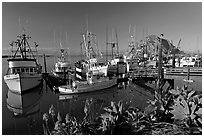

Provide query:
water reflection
left=6, top=82, right=43, bottom=118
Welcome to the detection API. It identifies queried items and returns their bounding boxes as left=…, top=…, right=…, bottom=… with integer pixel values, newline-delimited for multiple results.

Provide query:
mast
left=111, top=28, right=114, bottom=59
left=106, top=25, right=108, bottom=64
left=106, top=27, right=118, bottom=60
left=86, top=14, right=89, bottom=35
left=12, top=33, right=36, bottom=60
left=65, top=32, right=70, bottom=62
left=115, top=28, right=119, bottom=56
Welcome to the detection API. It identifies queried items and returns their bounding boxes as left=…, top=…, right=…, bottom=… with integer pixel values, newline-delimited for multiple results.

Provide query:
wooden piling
left=43, top=54, right=47, bottom=73
left=187, top=67, right=190, bottom=80
left=157, top=35, right=163, bottom=92
left=155, top=34, right=165, bottom=98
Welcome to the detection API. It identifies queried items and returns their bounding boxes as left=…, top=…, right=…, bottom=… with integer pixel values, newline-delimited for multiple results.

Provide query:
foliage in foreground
left=42, top=85, right=202, bottom=135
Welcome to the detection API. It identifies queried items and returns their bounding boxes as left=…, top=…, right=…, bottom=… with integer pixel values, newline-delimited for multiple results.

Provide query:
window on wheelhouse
left=21, top=68, right=25, bottom=73
left=8, top=68, right=15, bottom=74
left=30, top=68, right=33, bottom=73
left=26, top=68, right=29, bottom=72
left=17, top=68, right=20, bottom=73
left=12, top=68, right=16, bottom=74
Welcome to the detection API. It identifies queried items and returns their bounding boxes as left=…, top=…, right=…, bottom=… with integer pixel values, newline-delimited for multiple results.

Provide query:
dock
left=165, top=67, right=202, bottom=76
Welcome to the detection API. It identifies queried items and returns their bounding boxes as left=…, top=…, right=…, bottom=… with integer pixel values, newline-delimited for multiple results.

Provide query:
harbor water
left=2, top=56, right=202, bottom=135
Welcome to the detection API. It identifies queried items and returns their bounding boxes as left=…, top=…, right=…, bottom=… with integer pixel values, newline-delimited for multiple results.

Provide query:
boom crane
left=177, top=39, right=181, bottom=49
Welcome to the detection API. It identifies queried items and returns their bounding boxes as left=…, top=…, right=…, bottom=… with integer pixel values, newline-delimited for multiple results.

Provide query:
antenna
left=111, top=28, right=115, bottom=59
left=18, top=16, right=26, bottom=34
left=129, top=24, right=134, bottom=42
left=60, top=41, right=63, bottom=49
left=129, top=24, right=132, bottom=37
left=133, top=25, right=136, bottom=38
left=106, top=25, right=108, bottom=63
left=196, top=36, right=199, bottom=54
left=115, top=28, right=119, bottom=56
left=146, top=25, right=148, bottom=37
left=65, top=32, right=70, bottom=61
left=66, top=32, right=68, bottom=47
left=142, top=27, right=145, bottom=41
left=53, top=30, right=56, bottom=48
left=18, top=16, right=21, bottom=32
left=112, top=28, right=115, bottom=43
left=86, top=14, right=89, bottom=34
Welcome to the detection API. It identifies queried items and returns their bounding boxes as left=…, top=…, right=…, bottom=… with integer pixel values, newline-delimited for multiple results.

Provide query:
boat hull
left=58, top=78, right=117, bottom=94
left=4, top=73, right=42, bottom=94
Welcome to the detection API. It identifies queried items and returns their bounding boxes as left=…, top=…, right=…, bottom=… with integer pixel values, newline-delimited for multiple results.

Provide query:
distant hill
left=144, top=34, right=184, bottom=55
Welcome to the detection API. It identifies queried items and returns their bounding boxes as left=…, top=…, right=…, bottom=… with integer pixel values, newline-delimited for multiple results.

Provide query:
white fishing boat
left=4, top=33, right=42, bottom=93
left=58, top=84, right=117, bottom=100
left=52, top=48, right=72, bottom=80
left=58, top=29, right=117, bottom=94
left=75, top=29, right=108, bottom=78
left=58, top=73, right=117, bottom=94
left=180, top=56, right=198, bottom=67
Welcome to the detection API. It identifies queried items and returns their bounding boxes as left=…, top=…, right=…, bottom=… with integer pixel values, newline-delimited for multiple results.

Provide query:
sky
left=2, top=2, right=202, bottom=55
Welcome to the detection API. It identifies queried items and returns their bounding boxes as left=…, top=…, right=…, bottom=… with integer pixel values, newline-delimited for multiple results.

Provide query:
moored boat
left=75, top=29, right=108, bottom=78
left=52, top=48, right=72, bottom=80
left=107, top=56, right=129, bottom=76
left=58, top=74, right=117, bottom=94
left=4, top=33, right=42, bottom=93
left=58, top=28, right=117, bottom=94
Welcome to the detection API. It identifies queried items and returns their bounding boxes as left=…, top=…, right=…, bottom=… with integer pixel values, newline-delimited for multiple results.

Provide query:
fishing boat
left=58, top=29, right=117, bottom=94
left=180, top=56, right=201, bottom=67
left=75, top=58, right=108, bottom=78
left=52, top=48, right=72, bottom=80
left=107, top=56, right=129, bottom=76
left=58, top=72, right=117, bottom=94
left=106, top=28, right=129, bottom=76
left=4, top=33, right=42, bottom=93
left=58, top=84, right=117, bottom=100
left=75, top=29, right=108, bottom=79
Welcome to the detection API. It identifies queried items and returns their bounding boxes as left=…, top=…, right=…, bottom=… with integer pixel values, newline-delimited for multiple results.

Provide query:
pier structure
left=129, top=34, right=175, bottom=93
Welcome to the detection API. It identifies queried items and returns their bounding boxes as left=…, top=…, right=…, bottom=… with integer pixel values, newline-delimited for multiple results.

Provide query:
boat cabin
left=6, top=58, right=41, bottom=75
left=55, top=62, right=71, bottom=73
left=7, top=67, right=40, bottom=75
